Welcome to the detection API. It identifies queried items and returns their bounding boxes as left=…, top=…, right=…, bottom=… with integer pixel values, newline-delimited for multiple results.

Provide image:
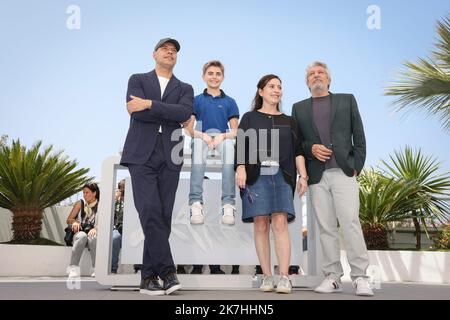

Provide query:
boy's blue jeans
left=189, top=137, right=235, bottom=206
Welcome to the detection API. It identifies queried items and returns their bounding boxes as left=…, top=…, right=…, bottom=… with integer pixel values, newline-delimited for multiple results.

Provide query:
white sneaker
left=260, top=275, right=274, bottom=292
left=190, top=202, right=204, bottom=225
left=353, top=277, right=374, bottom=296
left=275, top=275, right=292, bottom=294
left=66, top=265, right=80, bottom=279
left=221, top=204, right=235, bottom=225
left=91, top=272, right=95, bottom=277
left=314, top=278, right=343, bottom=293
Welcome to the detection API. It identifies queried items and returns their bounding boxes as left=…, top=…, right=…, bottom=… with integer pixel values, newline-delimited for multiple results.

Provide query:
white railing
left=95, top=151, right=323, bottom=289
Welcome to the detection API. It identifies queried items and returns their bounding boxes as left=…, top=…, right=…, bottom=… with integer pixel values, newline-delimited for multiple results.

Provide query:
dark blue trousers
left=128, top=135, right=180, bottom=280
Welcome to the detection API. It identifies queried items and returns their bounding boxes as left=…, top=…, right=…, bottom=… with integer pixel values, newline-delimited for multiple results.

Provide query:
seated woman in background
left=66, top=183, right=100, bottom=279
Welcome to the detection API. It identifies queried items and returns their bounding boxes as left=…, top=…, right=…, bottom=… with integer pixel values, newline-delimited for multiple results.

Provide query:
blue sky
left=0, top=0, right=449, bottom=181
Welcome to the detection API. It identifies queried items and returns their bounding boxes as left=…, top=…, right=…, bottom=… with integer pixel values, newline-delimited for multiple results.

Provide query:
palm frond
left=358, top=168, right=426, bottom=225
left=0, top=139, right=92, bottom=211
left=381, top=146, right=450, bottom=224
left=385, top=15, right=450, bottom=132
left=433, top=16, right=450, bottom=67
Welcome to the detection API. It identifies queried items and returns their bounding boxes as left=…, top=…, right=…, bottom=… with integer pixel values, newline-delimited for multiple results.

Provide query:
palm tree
left=0, top=139, right=92, bottom=243
left=385, top=15, right=450, bottom=132
left=358, top=168, right=426, bottom=249
left=382, top=146, right=450, bottom=249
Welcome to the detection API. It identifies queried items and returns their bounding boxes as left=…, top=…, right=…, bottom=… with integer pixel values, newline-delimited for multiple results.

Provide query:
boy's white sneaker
left=314, top=278, right=343, bottom=293
left=221, top=204, right=235, bottom=225
left=190, top=202, right=204, bottom=225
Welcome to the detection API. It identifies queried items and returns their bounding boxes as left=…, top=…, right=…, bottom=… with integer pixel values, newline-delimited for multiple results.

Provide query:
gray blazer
left=291, top=93, right=366, bottom=185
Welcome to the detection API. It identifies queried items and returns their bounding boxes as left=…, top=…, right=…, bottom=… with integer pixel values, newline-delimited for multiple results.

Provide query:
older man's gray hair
left=305, top=61, right=331, bottom=89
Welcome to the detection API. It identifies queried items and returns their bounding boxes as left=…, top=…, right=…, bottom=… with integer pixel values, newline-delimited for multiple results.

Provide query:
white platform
left=95, top=155, right=323, bottom=289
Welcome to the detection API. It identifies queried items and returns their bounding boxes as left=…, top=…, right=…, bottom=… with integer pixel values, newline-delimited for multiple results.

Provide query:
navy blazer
left=291, top=93, right=366, bottom=185
left=120, top=70, right=194, bottom=171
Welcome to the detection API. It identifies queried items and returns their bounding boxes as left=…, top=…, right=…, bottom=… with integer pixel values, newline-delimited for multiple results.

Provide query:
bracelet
left=300, top=175, right=309, bottom=181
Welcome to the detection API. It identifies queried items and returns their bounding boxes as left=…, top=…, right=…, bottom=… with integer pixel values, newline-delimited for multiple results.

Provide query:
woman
left=66, top=183, right=100, bottom=278
left=235, top=74, right=308, bottom=294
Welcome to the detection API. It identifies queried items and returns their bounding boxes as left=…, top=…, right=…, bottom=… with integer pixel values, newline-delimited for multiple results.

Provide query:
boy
left=184, top=60, right=239, bottom=226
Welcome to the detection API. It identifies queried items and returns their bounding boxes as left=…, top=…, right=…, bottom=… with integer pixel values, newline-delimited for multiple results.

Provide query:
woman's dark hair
left=83, top=182, right=100, bottom=201
left=251, top=74, right=282, bottom=111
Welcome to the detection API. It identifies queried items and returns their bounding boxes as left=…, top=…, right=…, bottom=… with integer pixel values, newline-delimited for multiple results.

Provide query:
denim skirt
left=241, top=166, right=295, bottom=223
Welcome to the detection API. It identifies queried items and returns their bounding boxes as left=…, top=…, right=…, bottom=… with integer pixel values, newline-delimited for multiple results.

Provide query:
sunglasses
left=240, top=186, right=258, bottom=204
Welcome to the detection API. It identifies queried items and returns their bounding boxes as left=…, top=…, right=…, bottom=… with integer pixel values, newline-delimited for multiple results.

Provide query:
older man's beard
left=310, top=82, right=326, bottom=92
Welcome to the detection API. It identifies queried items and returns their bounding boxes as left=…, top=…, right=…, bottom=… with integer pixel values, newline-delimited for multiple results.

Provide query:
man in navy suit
left=120, top=38, right=193, bottom=296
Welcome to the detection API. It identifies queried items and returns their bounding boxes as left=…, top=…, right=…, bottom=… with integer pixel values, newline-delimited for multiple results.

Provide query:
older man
left=120, top=38, right=193, bottom=296
left=291, top=61, right=374, bottom=296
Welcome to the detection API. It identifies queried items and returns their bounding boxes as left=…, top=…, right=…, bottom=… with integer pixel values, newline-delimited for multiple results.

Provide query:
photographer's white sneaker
left=190, top=202, right=204, bottom=225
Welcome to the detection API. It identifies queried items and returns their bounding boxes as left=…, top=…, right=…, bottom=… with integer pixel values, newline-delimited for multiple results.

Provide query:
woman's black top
left=234, top=110, right=304, bottom=194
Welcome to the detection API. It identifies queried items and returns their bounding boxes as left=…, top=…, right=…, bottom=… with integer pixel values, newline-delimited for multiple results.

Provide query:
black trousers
left=128, top=135, right=180, bottom=280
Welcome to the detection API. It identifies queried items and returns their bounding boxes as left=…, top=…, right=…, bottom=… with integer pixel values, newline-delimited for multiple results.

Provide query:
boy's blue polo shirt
left=193, top=89, right=240, bottom=133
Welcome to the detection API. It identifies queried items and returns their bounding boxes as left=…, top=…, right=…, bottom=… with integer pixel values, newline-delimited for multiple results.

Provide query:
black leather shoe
left=255, top=265, right=263, bottom=275
left=210, top=268, right=225, bottom=274
left=176, top=265, right=186, bottom=274
left=163, top=273, right=181, bottom=295
left=288, top=265, right=300, bottom=275
left=191, top=265, right=203, bottom=274
left=133, top=264, right=142, bottom=273
left=231, top=265, right=240, bottom=274
left=139, top=275, right=164, bottom=296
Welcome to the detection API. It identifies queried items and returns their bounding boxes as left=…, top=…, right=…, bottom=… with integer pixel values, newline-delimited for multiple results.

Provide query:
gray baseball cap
left=154, top=38, right=180, bottom=52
